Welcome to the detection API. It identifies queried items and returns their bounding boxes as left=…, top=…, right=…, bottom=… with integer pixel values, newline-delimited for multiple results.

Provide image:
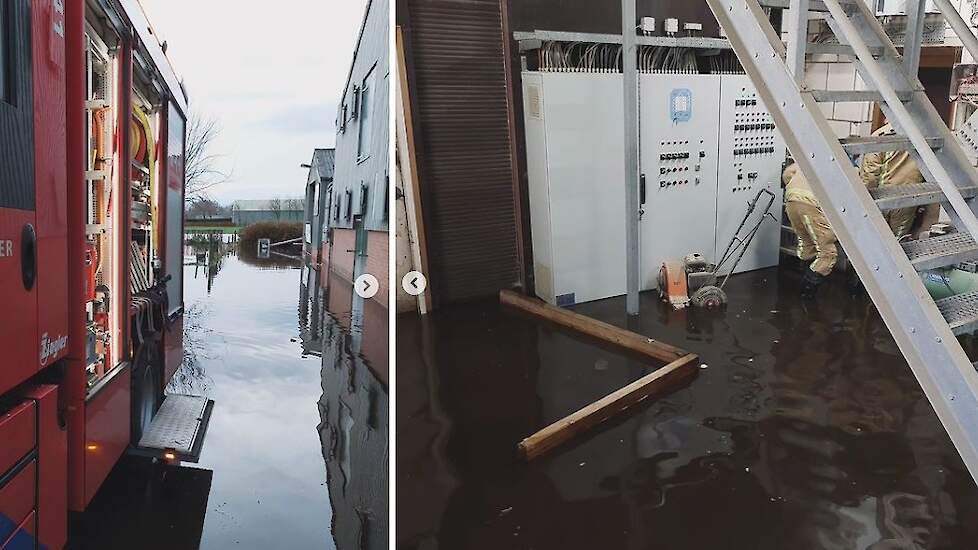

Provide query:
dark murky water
left=397, top=266, right=978, bottom=549
left=73, top=242, right=388, bottom=549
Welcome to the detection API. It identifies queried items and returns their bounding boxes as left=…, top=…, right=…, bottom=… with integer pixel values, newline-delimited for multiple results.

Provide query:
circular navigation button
left=354, top=274, right=379, bottom=299
left=402, top=271, right=427, bottom=296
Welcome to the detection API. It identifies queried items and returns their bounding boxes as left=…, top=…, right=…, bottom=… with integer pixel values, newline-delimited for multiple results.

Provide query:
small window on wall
left=383, top=174, right=389, bottom=222
left=345, top=189, right=353, bottom=221
left=360, top=183, right=369, bottom=216
left=350, top=85, right=360, bottom=121
left=0, top=1, right=11, bottom=103
left=357, top=67, right=375, bottom=160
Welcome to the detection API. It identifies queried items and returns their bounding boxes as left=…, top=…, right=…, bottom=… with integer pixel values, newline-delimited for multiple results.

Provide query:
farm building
left=231, top=198, right=306, bottom=226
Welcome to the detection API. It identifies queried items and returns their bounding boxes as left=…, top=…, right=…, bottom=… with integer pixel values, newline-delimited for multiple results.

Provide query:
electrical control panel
left=522, top=70, right=786, bottom=306
left=523, top=72, right=627, bottom=306
left=640, top=74, right=721, bottom=291
left=956, top=110, right=978, bottom=167
left=716, top=75, right=786, bottom=275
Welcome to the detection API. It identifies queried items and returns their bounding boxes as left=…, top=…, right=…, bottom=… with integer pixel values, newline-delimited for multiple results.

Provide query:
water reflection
left=185, top=234, right=232, bottom=293
left=317, top=317, right=389, bottom=550
left=299, top=255, right=389, bottom=550
left=153, top=236, right=389, bottom=549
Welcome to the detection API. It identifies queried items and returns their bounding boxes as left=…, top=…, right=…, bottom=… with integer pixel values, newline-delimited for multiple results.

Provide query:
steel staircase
left=705, top=0, right=978, bottom=483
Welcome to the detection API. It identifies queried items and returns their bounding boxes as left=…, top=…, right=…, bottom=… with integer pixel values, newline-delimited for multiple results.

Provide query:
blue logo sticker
left=670, top=89, right=692, bottom=123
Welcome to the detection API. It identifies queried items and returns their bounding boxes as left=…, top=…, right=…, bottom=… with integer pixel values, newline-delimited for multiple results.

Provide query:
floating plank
left=499, top=289, right=686, bottom=363
left=519, top=353, right=699, bottom=460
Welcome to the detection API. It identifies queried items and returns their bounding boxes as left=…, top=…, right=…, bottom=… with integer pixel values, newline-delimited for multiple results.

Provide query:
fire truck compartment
left=0, top=385, right=65, bottom=550
left=0, top=460, right=35, bottom=548
left=0, top=402, right=35, bottom=477
left=135, top=394, right=214, bottom=462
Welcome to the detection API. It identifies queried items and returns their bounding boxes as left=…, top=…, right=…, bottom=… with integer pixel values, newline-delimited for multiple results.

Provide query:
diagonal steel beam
left=706, top=0, right=978, bottom=486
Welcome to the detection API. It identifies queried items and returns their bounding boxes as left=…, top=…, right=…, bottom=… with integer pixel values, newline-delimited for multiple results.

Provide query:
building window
left=334, top=191, right=340, bottom=221
left=1, top=1, right=12, bottom=104
left=357, top=67, right=375, bottom=161
left=360, top=183, right=368, bottom=216
left=350, top=85, right=360, bottom=121
left=345, top=189, right=353, bottom=221
left=383, top=174, right=389, bottom=222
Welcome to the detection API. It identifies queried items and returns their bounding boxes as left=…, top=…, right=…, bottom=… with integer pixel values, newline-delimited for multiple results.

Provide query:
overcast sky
left=142, top=0, right=369, bottom=204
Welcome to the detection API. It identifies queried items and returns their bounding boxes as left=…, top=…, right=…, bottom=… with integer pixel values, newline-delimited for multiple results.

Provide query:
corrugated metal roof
left=310, top=148, right=336, bottom=182
left=231, top=199, right=305, bottom=211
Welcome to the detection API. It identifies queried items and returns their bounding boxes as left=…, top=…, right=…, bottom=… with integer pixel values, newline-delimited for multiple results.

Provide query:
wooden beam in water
left=499, top=289, right=687, bottom=363
left=519, top=353, right=699, bottom=460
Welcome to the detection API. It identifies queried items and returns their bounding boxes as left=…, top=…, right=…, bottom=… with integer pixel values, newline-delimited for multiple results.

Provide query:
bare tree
left=268, top=198, right=283, bottom=221
left=284, top=198, right=303, bottom=220
left=185, top=112, right=231, bottom=203
left=185, top=198, right=226, bottom=220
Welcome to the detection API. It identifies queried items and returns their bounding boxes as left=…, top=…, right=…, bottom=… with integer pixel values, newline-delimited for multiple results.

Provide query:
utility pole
left=623, top=0, right=640, bottom=315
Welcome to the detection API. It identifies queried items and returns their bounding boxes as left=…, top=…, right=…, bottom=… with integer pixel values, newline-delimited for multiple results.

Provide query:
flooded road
left=73, top=242, right=388, bottom=550
left=397, top=266, right=978, bottom=549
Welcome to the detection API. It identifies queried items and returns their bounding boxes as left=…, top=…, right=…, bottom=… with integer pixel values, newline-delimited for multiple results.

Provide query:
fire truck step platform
left=135, top=394, right=214, bottom=462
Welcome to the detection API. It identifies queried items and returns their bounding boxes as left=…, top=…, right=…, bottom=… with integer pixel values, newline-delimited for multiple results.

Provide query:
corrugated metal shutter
left=405, top=0, right=522, bottom=303
left=0, top=0, right=35, bottom=211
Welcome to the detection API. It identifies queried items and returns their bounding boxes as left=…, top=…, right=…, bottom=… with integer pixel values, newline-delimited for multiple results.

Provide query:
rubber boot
left=801, top=268, right=827, bottom=300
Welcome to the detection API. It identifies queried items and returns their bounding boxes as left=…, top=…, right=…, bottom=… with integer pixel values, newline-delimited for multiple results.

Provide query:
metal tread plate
left=903, top=232, right=978, bottom=270
left=870, top=183, right=978, bottom=210
left=810, top=89, right=910, bottom=102
left=759, top=0, right=857, bottom=10
left=936, top=291, right=978, bottom=335
left=138, top=394, right=212, bottom=458
left=841, top=135, right=943, bottom=155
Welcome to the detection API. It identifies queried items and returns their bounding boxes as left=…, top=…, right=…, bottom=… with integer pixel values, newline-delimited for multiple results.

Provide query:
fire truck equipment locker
left=0, top=0, right=68, bottom=395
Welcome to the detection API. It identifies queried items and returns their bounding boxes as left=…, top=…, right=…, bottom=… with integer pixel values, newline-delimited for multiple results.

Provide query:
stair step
left=759, top=0, right=857, bottom=11
left=811, top=89, right=912, bottom=103
left=903, top=233, right=978, bottom=271
left=840, top=135, right=944, bottom=155
left=870, top=183, right=978, bottom=210
left=807, top=43, right=885, bottom=57
left=936, top=291, right=978, bottom=335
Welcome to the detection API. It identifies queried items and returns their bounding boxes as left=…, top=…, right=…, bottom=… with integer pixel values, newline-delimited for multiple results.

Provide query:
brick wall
left=323, top=228, right=389, bottom=310
left=797, top=0, right=978, bottom=139
left=804, top=55, right=876, bottom=138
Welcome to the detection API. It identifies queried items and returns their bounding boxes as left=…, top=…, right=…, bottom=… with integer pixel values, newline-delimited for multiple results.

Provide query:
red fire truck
left=0, top=1, right=211, bottom=548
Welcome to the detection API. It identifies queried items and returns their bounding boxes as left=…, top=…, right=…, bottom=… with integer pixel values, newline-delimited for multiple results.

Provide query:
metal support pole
left=786, top=0, right=811, bottom=82
left=623, top=0, right=640, bottom=315
left=903, top=0, right=926, bottom=78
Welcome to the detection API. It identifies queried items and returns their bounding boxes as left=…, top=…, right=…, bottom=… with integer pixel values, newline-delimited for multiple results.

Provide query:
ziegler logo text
left=40, top=333, right=68, bottom=365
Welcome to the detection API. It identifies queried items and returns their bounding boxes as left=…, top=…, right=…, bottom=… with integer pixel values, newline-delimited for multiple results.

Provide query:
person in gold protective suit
left=859, top=123, right=926, bottom=240
left=785, top=121, right=932, bottom=298
left=783, top=162, right=839, bottom=298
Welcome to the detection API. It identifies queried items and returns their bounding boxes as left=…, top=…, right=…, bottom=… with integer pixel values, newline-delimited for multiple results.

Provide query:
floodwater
left=71, top=240, right=388, bottom=549
left=397, top=265, right=978, bottom=549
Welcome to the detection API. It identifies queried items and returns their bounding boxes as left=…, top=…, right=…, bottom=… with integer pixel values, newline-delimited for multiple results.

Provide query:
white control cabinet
left=639, top=74, right=722, bottom=290
left=715, top=74, right=786, bottom=275
left=523, top=73, right=627, bottom=305
left=523, top=71, right=785, bottom=306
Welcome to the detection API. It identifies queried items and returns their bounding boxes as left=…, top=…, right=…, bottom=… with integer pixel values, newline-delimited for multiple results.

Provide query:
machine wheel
left=691, top=285, right=727, bottom=308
